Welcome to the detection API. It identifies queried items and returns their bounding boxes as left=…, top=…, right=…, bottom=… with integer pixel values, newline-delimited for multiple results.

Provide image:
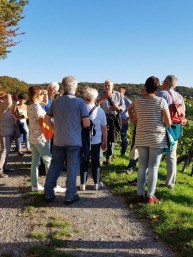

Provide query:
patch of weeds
left=47, top=217, right=70, bottom=228
left=26, top=245, right=75, bottom=257
left=53, top=229, right=72, bottom=239
left=24, top=205, right=36, bottom=213
left=29, top=231, right=47, bottom=241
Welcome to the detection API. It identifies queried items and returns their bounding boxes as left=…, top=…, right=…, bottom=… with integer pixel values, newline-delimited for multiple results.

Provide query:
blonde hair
left=84, top=87, right=98, bottom=102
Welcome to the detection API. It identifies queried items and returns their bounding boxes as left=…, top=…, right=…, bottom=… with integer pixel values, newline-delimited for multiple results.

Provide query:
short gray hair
left=84, top=87, right=98, bottom=102
left=62, top=76, right=78, bottom=93
left=164, top=75, right=178, bottom=89
left=47, top=82, right=60, bottom=92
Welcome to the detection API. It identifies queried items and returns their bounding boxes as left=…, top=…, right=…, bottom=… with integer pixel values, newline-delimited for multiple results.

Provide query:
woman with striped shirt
left=134, top=76, right=171, bottom=204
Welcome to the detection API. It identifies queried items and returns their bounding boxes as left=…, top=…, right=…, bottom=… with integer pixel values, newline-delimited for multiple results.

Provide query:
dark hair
left=18, top=93, right=26, bottom=99
left=28, top=85, right=42, bottom=103
left=145, top=76, right=160, bottom=93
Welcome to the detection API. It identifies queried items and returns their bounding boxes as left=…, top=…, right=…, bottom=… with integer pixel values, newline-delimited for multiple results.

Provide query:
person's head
left=12, top=92, right=19, bottom=102
left=144, top=76, right=160, bottom=94
left=104, top=80, right=114, bottom=92
left=61, top=76, right=77, bottom=94
left=47, top=82, right=60, bottom=97
left=162, top=75, right=178, bottom=90
left=118, top=86, right=126, bottom=96
left=83, top=87, right=98, bottom=103
left=18, top=93, right=26, bottom=103
left=28, top=86, right=44, bottom=103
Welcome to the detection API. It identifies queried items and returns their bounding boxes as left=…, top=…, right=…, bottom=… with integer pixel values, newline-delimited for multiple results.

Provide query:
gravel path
left=0, top=150, right=176, bottom=257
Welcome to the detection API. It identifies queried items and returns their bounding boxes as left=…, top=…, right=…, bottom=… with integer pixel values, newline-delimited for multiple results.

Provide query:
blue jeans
left=18, top=121, right=30, bottom=149
left=137, top=146, right=163, bottom=197
left=120, top=122, right=129, bottom=155
left=30, top=140, right=51, bottom=187
left=165, top=142, right=177, bottom=188
left=45, top=145, right=81, bottom=201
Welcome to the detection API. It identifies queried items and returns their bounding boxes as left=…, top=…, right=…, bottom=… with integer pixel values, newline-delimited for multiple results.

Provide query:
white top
left=17, top=106, right=27, bottom=123
left=87, top=103, right=107, bottom=145
left=27, top=103, right=46, bottom=144
left=135, top=96, right=168, bottom=148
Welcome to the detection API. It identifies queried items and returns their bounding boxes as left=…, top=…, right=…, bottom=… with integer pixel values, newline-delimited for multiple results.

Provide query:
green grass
left=101, top=146, right=193, bottom=257
left=29, top=231, right=47, bottom=241
left=47, top=217, right=70, bottom=228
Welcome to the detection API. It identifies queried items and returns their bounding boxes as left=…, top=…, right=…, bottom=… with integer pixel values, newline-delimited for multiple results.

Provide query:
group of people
left=0, top=74, right=185, bottom=205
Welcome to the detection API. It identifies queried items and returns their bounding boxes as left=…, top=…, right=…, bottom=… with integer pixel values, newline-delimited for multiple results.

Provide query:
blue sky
left=1, top=0, right=193, bottom=87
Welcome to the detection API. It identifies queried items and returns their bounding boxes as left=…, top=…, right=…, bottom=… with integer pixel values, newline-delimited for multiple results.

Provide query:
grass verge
left=101, top=147, right=193, bottom=257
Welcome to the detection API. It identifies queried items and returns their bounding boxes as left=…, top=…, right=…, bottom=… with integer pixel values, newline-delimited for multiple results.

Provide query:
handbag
left=38, top=117, right=54, bottom=141
left=167, top=124, right=182, bottom=141
left=41, top=121, right=54, bottom=140
left=12, top=115, right=21, bottom=140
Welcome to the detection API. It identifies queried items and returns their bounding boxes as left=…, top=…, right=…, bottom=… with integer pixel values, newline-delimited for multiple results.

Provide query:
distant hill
left=0, top=76, right=29, bottom=94
left=1, top=76, right=193, bottom=99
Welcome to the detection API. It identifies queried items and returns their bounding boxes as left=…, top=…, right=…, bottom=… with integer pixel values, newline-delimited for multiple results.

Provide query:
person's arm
left=40, top=90, right=49, bottom=106
left=44, top=114, right=54, bottom=130
left=82, top=117, right=90, bottom=128
left=101, top=125, right=107, bottom=150
left=162, top=107, right=172, bottom=128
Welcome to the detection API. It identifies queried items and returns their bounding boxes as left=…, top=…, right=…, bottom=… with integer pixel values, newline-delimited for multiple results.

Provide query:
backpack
left=168, top=92, right=187, bottom=126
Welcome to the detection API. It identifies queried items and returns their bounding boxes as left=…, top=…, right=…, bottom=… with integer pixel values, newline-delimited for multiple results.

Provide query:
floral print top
left=27, top=103, right=46, bottom=144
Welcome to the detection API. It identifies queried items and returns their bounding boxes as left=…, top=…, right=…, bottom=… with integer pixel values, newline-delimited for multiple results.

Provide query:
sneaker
left=94, top=182, right=104, bottom=190
left=147, top=196, right=159, bottom=204
left=126, top=167, right=134, bottom=174
left=54, top=185, right=66, bottom=193
left=45, top=195, right=55, bottom=203
left=65, top=194, right=80, bottom=205
left=31, top=184, right=44, bottom=192
left=80, top=184, right=86, bottom=191
left=0, top=173, right=8, bottom=178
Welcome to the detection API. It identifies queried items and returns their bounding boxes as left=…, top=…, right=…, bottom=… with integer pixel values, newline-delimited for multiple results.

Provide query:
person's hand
left=101, top=140, right=107, bottom=150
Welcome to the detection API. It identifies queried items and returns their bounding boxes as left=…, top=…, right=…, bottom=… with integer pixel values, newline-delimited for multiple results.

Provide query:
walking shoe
left=126, top=167, right=134, bottom=174
left=104, top=157, right=112, bottom=165
left=31, top=184, right=44, bottom=192
left=0, top=173, right=8, bottom=178
left=147, top=196, right=159, bottom=204
left=80, top=184, right=86, bottom=191
left=45, top=195, right=55, bottom=203
left=94, top=182, right=104, bottom=190
left=137, top=195, right=145, bottom=203
left=65, top=194, right=80, bottom=206
left=54, top=185, right=66, bottom=193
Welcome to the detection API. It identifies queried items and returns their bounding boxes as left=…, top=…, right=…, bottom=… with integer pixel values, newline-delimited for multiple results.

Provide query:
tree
left=0, top=0, right=28, bottom=59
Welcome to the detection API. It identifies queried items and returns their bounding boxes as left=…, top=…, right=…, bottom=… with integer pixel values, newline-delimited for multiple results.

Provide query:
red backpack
left=168, top=92, right=187, bottom=126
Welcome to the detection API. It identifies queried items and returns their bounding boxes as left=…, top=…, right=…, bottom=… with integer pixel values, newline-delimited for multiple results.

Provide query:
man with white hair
left=44, top=76, right=90, bottom=205
left=157, top=75, right=185, bottom=189
left=97, top=80, right=125, bottom=164
left=42, top=82, right=60, bottom=112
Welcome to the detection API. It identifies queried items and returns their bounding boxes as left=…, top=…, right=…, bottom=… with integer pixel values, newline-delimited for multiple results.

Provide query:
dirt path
left=0, top=150, right=176, bottom=257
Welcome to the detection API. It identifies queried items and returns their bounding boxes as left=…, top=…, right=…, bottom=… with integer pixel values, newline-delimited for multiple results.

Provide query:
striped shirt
left=135, top=96, right=168, bottom=148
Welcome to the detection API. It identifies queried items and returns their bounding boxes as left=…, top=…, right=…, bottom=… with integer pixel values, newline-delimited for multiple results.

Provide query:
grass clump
left=47, top=217, right=70, bottom=228
left=29, top=231, right=47, bottom=241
